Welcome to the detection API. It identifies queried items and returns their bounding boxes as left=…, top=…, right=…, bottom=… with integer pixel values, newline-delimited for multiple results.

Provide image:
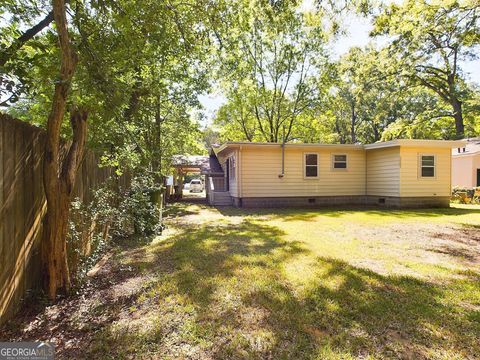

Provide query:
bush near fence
left=0, top=113, right=130, bottom=325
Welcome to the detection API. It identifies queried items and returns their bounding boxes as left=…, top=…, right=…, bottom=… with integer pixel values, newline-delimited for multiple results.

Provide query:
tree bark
left=350, top=102, right=356, bottom=144
left=42, top=0, right=87, bottom=300
left=451, top=97, right=464, bottom=139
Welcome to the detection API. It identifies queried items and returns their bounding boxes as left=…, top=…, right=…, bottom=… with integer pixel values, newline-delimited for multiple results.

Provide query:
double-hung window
left=304, top=153, right=318, bottom=178
left=333, top=154, right=347, bottom=169
left=420, top=155, right=435, bottom=178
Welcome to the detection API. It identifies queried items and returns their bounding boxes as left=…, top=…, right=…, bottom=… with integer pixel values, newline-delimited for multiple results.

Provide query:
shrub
left=451, top=187, right=480, bottom=204
left=67, top=175, right=163, bottom=284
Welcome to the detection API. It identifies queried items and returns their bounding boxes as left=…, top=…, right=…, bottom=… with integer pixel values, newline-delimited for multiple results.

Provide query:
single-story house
left=205, top=139, right=465, bottom=208
left=451, top=138, right=480, bottom=188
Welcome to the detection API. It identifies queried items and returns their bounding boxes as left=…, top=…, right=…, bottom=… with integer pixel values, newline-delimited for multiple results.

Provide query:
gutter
left=239, top=145, right=243, bottom=198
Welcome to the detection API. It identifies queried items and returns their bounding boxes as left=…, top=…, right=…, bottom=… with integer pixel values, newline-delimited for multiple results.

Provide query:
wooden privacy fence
left=0, top=113, right=129, bottom=325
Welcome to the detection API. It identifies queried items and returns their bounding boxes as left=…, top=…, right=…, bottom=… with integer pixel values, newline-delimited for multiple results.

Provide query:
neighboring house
left=206, top=139, right=465, bottom=208
left=451, top=138, right=480, bottom=188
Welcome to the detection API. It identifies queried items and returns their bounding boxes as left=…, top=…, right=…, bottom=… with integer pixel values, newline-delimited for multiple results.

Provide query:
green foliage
left=214, top=0, right=329, bottom=142
left=211, top=0, right=480, bottom=144
left=371, top=0, right=480, bottom=138
left=1, top=0, right=479, bottom=152
left=68, top=185, right=120, bottom=284
left=1, top=0, right=219, bottom=179
left=123, top=176, right=162, bottom=236
left=67, top=174, right=164, bottom=284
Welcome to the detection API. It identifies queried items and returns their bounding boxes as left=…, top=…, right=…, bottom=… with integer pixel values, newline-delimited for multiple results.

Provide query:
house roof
left=452, top=137, right=480, bottom=157
left=215, top=139, right=466, bottom=154
left=214, top=141, right=364, bottom=155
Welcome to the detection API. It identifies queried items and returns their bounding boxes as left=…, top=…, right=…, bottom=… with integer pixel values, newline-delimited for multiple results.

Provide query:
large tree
left=215, top=0, right=328, bottom=143
left=1, top=0, right=222, bottom=298
left=41, top=0, right=87, bottom=299
left=372, top=0, right=480, bottom=138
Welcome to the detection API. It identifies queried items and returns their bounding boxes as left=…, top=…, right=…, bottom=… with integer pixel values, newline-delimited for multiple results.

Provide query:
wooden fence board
left=14, top=123, right=26, bottom=311
left=1, top=118, right=16, bottom=320
left=0, top=117, right=4, bottom=270
left=0, top=113, right=129, bottom=325
left=23, top=127, right=35, bottom=294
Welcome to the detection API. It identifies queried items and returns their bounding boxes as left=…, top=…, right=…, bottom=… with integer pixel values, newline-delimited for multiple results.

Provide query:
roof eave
left=215, top=141, right=364, bottom=152
left=214, top=139, right=468, bottom=153
left=364, top=139, right=467, bottom=150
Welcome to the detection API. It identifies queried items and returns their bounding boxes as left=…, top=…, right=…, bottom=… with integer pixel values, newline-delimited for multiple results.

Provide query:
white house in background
left=452, top=138, right=480, bottom=188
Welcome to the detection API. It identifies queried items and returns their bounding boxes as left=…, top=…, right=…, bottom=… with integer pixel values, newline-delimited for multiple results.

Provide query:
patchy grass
left=2, top=204, right=480, bottom=359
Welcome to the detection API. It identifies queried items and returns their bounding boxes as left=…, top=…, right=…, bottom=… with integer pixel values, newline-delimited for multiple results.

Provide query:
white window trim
left=418, top=154, right=436, bottom=179
left=331, top=154, right=348, bottom=171
left=304, top=152, right=319, bottom=179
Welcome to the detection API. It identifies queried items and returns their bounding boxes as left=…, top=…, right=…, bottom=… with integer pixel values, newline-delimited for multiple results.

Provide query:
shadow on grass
left=213, top=204, right=480, bottom=223
left=85, top=216, right=480, bottom=359
left=146, top=220, right=305, bottom=308
left=113, top=233, right=156, bottom=250
left=163, top=202, right=203, bottom=218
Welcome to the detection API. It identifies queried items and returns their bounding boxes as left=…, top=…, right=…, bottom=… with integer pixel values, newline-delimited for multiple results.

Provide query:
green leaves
left=1, top=0, right=219, bottom=177
left=214, top=0, right=328, bottom=142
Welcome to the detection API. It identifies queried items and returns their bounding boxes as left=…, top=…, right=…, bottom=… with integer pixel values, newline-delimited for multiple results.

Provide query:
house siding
left=241, top=146, right=366, bottom=197
left=475, top=156, right=480, bottom=186
left=452, top=153, right=480, bottom=188
left=366, top=147, right=400, bottom=197
left=399, top=147, right=451, bottom=197
left=212, top=140, right=461, bottom=208
left=217, top=149, right=239, bottom=198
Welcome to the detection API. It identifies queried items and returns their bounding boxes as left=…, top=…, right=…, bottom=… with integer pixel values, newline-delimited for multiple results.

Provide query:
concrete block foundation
left=231, top=196, right=450, bottom=208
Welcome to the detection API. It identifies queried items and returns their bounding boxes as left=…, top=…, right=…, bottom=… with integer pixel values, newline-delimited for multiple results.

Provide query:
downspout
left=365, top=148, right=368, bottom=204
left=239, top=146, right=243, bottom=205
left=279, top=125, right=286, bottom=178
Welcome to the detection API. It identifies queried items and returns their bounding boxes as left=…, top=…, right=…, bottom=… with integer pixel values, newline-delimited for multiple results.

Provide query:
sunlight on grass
left=87, top=203, right=480, bottom=359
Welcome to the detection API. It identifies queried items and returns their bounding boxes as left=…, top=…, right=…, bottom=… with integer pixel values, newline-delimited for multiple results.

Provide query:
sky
left=198, top=12, right=480, bottom=125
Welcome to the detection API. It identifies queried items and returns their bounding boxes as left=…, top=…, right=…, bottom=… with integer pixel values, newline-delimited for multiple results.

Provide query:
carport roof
left=171, top=155, right=223, bottom=175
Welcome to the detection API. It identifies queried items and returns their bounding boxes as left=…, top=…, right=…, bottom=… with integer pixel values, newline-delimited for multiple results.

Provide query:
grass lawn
left=3, top=204, right=480, bottom=359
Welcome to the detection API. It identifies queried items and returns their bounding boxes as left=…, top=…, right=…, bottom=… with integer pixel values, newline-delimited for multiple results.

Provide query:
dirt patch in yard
left=341, top=221, right=480, bottom=277
left=0, top=246, right=150, bottom=359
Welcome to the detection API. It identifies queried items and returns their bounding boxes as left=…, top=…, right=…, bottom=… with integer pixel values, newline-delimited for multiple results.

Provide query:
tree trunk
left=372, top=124, right=380, bottom=142
left=350, top=103, right=356, bottom=144
left=335, top=112, right=345, bottom=144
left=153, top=96, right=162, bottom=184
left=451, top=98, right=464, bottom=139
left=42, top=0, right=87, bottom=300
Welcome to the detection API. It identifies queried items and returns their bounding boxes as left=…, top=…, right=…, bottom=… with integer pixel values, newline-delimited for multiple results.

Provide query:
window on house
left=333, top=154, right=347, bottom=169
left=229, top=156, right=236, bottom=180
left=305, top=153, right=318, bottom=177
left=420, top=155, right=435, bottom=177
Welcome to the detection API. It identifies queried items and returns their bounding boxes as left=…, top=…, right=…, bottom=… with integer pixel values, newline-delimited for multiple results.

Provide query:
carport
left=169, top=154, right=221, bottom=201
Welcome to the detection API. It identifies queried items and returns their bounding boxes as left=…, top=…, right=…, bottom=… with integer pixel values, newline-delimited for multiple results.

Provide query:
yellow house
left=206, top=139, right=465, bottom=208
